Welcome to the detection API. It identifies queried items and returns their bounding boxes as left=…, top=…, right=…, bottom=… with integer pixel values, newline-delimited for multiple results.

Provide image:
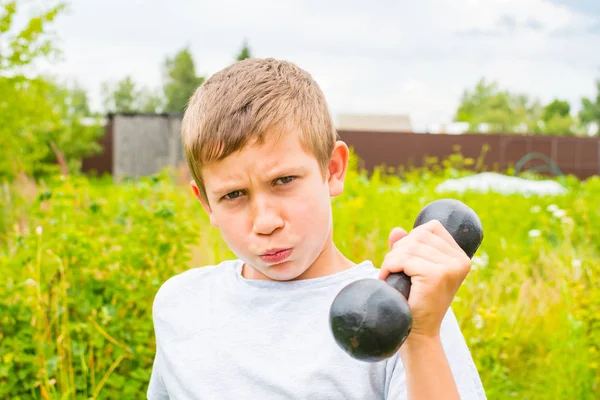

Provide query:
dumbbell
left=329, top=199, right=484, bottom=362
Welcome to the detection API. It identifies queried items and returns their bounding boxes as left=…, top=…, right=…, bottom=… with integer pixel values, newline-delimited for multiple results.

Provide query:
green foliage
left=0, top=1, right=104, bottom=180
left=0, top=1, right=66, bottom=73
left=455, top=78, right=542, bottom=133
left=100, top=40, right=253, bottom=115
left=0, top=73, right=104, bottom=180
left=0, top=70, right=103, bottom=179
left=579, top=80, right=600, bottom=131
left=534, top=98, right=578, bottom=136
left=162, top=47, right=205, bottom=113
left=1, top=170, right=206, bottom=399
left=235, top=40, right=252, bottom=61
left=543, top=99, right=570, bottom=121
left=455, top=79, right=586, bottom=136
left=45, top=80, right=104, bottom=171
left=101, top=76, right=164, bottom=114
left=537, top=113, right=577, bottom=135
left=1, top=155, right=599, bottom=399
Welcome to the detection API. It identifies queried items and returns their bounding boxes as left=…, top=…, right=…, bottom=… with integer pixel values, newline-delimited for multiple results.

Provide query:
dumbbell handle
left=382, top=199, right=483, bottom=303
left=385, top=272, right=411, bottom=300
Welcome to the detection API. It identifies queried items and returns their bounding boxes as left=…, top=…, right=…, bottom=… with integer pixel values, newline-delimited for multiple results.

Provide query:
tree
left=43, top=79, right=105, bottom=174
left=162, top=47, right=204, bottom=113
left=138, top=87, right=164, bottom=113
left=0, top=1, right=103, bottom=179
left=542, top=99, right=570, bottom=121
left=101, top=76, right=164, bottom=113
left=0, top=1, right=65, bottom=73
left=579, top=80, right=600, bottom=135
left=235, top=39, right=252, bottom=61
left=536, top=99, right=577, bottom=136
left=454, top=78, right=541, bottom=133
left=101, top=76, right=136, bottom=113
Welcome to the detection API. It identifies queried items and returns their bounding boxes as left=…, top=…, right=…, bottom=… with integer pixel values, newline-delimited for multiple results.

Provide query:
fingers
left=381, top=239, right=448, bottom=279
left=407, top=225, right=461, bottom=257
left=392, top=236, right=452, bottom=265
left=379, top=220, right=471, bottom=281
left=380, top=247, right=469, bottom=294
left=418, top=219, right=461, bottom=253
left=388, top=227, right=408, bottom=250
left=379, top=253, right=438, bottom=281
left=390, top=221, right=463, bottom=257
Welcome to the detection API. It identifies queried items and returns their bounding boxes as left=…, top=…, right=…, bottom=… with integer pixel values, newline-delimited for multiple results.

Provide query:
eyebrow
left=210, top=167, right=305, bottom=196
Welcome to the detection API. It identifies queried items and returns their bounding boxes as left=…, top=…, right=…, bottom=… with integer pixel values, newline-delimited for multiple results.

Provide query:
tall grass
left=1, top=153, right=599, bottom=399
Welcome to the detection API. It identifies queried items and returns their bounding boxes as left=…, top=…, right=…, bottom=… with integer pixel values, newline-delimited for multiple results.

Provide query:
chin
left=265, top=261, right=308, bottom=281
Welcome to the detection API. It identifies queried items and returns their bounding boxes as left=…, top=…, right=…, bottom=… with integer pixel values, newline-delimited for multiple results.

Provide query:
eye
left=275, top=176, right=296, bottom=185
left=222, top=190, right=244, bottom=201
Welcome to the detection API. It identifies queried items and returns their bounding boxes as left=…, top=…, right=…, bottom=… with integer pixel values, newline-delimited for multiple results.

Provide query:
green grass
left=1, top=153, right=599, bottom=399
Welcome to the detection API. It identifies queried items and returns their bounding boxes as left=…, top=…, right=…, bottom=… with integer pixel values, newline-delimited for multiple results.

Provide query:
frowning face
left=192, top=125, right=350, bottom=281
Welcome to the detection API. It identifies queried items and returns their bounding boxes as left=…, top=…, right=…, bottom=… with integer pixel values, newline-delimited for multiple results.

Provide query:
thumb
left=388, top=227, right=408, bottom=250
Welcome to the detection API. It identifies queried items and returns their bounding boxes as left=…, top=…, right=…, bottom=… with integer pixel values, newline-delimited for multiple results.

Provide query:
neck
left=298, top=241, right=355, bottom=280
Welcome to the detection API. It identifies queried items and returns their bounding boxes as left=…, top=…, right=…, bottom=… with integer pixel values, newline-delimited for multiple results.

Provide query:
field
left=1, top=153, right=599, bottom=399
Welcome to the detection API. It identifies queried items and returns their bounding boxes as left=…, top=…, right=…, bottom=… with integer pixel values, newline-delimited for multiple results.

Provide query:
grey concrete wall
left=113, top=114, right=185, bottom=181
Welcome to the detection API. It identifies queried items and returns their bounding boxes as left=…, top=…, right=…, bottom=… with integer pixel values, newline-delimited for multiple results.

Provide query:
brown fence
left=82, top=119, right=114, bottom=176
left=337, top=130, right=600, bottom=179
left=82, top=116, right=600, bottom=180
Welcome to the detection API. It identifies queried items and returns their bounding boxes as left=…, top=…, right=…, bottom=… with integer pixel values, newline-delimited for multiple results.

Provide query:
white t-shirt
left=147, top=259, right=487, bottom=399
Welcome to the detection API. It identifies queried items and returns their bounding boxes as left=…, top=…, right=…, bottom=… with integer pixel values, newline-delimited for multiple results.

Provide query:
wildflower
left=528, top=229, right=541, bottom=238
left=562, top=216, right=574, bottom=226
left=24, top=279, right=36, bottom=287
left=530, top=205, right=541, bottom=213
left=572, top=259, right=583, bottom=280
left=471, top=252, right=489, bottom=270
left=35, top=226, right=43, bottom=235
left=552, top=209, right=566, bottom=219
left=472, top=314, right=484, bottom=330
left=547, top=204, right=559, bottom=212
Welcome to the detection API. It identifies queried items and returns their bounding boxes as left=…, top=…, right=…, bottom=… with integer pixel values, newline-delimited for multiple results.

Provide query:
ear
left=327, top=140, right=349, bottom=197
left=190, top=180, right=219, bottom=227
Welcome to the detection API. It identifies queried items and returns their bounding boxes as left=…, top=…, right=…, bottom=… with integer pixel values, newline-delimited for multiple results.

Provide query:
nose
left=251, top=195, right=284, bottom=236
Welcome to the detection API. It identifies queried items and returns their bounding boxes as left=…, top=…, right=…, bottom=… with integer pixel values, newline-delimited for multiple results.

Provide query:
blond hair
left=181, top=57, right=339, bottom=204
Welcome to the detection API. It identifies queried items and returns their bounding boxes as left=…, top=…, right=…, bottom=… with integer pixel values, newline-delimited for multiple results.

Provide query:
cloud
left=457, top=16, right=548, bottom=36
left=547, top=0, right=600, bottom=16
left=588, top=22, right=600, bottom=34
left=36, top=0, right=600, bottom=129
left=456, top=0, right=595, bottom=37
left=526, top=19, right=545, bottom=30
left=498, top=15, right=518, bottom=30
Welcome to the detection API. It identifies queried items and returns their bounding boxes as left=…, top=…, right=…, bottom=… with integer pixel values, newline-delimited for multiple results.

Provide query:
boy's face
left=191, top=126, right=350, bottom=281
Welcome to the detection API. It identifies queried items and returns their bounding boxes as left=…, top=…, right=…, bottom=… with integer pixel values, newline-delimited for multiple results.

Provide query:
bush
left=1, top=157, right=599, bottom=399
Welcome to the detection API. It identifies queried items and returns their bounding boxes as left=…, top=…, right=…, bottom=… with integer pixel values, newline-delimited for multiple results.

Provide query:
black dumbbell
left=329, top=199, right=484, bottom=362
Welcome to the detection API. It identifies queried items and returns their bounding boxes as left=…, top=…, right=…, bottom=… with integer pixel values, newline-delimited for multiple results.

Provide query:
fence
left=82, top=113, right=184, bottom=180
left=82, top=114, right=600, bottom=181
left=337, top=130, right=600, bottom=179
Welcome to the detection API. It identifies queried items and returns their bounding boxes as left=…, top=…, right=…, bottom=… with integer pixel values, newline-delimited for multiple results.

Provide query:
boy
left=147, top=58, right=487, bottom=399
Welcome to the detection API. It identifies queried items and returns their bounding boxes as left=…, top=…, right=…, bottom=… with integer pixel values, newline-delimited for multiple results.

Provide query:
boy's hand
left=378, top=220, right=472, bottom=341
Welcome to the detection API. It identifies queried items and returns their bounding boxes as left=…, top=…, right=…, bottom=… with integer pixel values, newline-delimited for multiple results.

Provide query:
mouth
left=259, top=248, right=293, bottom=264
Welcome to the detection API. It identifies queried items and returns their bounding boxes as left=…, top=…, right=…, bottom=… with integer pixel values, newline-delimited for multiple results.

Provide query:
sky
left=29, top=0, right=600, bottom=131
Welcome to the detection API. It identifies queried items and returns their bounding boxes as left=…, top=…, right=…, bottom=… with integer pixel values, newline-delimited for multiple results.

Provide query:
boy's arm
left=399, top=335, right=460, bottom=400
left=379, top=221, right=482, bottom=400
left=385, top=307, right=486, bottom=400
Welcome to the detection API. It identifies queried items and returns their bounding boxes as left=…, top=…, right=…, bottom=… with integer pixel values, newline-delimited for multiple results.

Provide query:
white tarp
left=435, top=172, right=568, bottom=196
